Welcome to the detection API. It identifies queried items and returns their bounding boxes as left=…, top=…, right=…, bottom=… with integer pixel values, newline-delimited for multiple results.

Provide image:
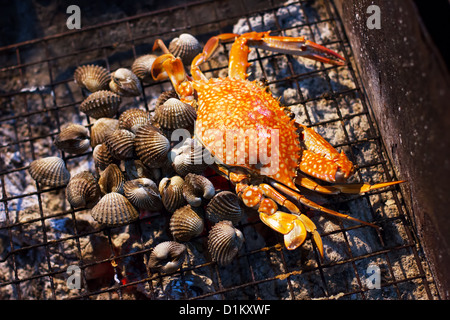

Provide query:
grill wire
left=0, top=0, right=439, bottom=300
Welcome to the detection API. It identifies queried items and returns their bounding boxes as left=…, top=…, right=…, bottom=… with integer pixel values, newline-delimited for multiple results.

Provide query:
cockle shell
left=169, top=33, right=202, bottom=65
left=54, top=123, right=90, bottom=155
left=90, top=117, right=119, bottom=147
left=207, top=220, right=244, bottom=266
left=109, top=68, right=142, bottom=97
left=131, top=54, right=158, bottom=83
left=206, top=191, right=242, bottom=225
left=29, top=156, right=70, bottom=187
left=91, top=192, right=139, bottom=226
left=134, top=124, right=170, bottom=168
left=182, top=173, right=215, bottom=207
left=93, top=143, right=116, bottom=172
left=104, top=129, right=136, bottom=160
left=155, top=90, right=178, bottom=109
left=123, top=178, right=162, bottom=211
left=153, top=97, right=197, bottom=134
left=169, top=204, right=204, bottom=242
left=147, top=241, right=187, bottom=274
left=98, top=163, right=125, bottom=194
left=118, top=108, right=150, bottom=133
left=158, top=176, right=187, bottom=213
left=74, top=64, right=110, bottom=93
left=66, top=171, right=101, bottom=208
left=80, top=90, right=122, bottom=119
left=170, top=138, right=210, bottom=176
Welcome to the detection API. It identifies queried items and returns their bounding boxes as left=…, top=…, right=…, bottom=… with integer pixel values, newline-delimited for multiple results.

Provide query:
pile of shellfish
left=28, top=33, right=245, bottom=275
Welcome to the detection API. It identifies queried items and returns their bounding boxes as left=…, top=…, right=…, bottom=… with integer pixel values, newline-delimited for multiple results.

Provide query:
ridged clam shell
left=169, top=33, right=202, bottom=65
left=91, top=192, right=139, bottom=226
left=118, top=108, right=150, bottom=133
left=153, top=98, right=197, bottom=133
left=182, top=173, right=215, bottom=207
left=155, top=90, right=178, bottom=109
left=206, top=191, right=242, bottom=225
left=170, top=138, right=210, bottom=176
left=123, top=178, right=162, bottom=211
left=131, top=54, right=158, bottom=83
left=104, top=129, right=136, bottom=160
left=80, top=90, right=122, bottom=119
left=109, top=68, right=142, bottom=97
left=54, top=123, right=90, bottom=155
left=90, top=118, right=119, bottom=147
left=66, top=171, right=101, bottom=208
left=93, top=143, right=116, bottom=171
left=29, top=156, right=70, bottom=187
left=74, top=64, right=110, bottom=92
left=169, top=204, right=204, bottom=242
left=134, top=124, right=170, bottom=168
left=98, top=163, right=125, bottom=194
left=207, top=220, right=244, bottom=266
left=158, top=176, right=187, bottom=213
left=147, top=241, right=186, bottom=274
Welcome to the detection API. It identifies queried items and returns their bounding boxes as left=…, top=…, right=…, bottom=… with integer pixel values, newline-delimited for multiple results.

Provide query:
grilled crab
left=152, top=32, right=403, bottom=258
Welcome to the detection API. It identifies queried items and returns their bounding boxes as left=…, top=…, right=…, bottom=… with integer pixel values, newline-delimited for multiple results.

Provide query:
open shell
left=90, top=118, right=119, bottom=147
left=29, top=156, right=70, bottom=187
left=134, top=124, right=170, bottom=168
left=206, top=191, right=242, bottom=225
left=170, top=138, right=210, bottom=176
left=158, top=176, right=187, bottom=213
left=168, top=33, right=202, bottom=65
left=104, top=129, right=136, bottom=160
left=207, top=220, right=244, bottom=266
left=118, top=108, right=150, bottom=133
left=109, top=68, right=142, bottom=97
left=66, top=171, right=101, bottom=209
left=169, top=204, right=204, bottom=242
left=80, top=90, right=122, bottom=119
left=123, top=178, right=162, bottom=211
left=74, top=64, right=110, bottom=93
left=147, top=241, right=186, bottom=274
left=98, top=163, right=125, bottom=194
left=54, top=123, right=90, bottom=155
left=182, top=173, right=215, bottom=207
left=123, top=159, right=161, bottom=182
left=91, top=192, right=139, bottom=226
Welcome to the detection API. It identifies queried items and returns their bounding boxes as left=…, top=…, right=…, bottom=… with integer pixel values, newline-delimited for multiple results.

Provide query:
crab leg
left=298, top=124, right=355, bottom=183
left=270, top=180, right=380, bottom=229
left=227, top=32, right=345, bottom=79
left=296, top=173, right=405, bottom=195
left=244, top=32, right=345, bottom=66
left=151, top=52, right=196, bottom=103
left=190, top=33, right=239, bottom=81
left=215, top=165, right=323, bottom=255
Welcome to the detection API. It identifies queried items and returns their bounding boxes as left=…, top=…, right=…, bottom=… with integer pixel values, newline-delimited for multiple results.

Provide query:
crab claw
left=244, top=32, right=345, bottom=66
left=284, top=214, right=324, bottom=258
left=300, top=40, right=345, bottom=66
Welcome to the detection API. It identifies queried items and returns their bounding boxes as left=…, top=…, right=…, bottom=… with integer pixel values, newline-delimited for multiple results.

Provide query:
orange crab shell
left=194, top=77, right=301, bottom=190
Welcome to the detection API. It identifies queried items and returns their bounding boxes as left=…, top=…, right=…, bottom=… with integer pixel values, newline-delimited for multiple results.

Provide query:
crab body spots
left=194, top=77, right=300, bottom=190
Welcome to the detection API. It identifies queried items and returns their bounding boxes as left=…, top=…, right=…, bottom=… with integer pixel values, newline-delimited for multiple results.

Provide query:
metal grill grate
left=0, top=0, right=439, bottom=300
